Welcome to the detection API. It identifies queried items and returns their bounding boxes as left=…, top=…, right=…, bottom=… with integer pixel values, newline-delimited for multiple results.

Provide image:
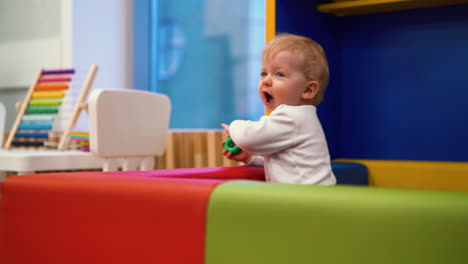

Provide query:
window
left=136, top=0, right=265, bottom=128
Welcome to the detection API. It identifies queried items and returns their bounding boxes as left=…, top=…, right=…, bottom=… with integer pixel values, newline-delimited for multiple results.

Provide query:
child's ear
left=302, top=81, right=319, bottom=100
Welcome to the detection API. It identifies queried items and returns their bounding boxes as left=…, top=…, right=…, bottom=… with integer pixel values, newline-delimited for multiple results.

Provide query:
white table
left=0, top=149, right=103, bottom=177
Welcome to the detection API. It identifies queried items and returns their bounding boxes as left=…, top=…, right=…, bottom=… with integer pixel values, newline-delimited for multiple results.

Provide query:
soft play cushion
left=108, top=164, right=368, bottom=186
left=0, top=172, right=223, bottom=264
left=205, top=180, right=468, bottom=264
left=331, top=161, right=368, bottom=185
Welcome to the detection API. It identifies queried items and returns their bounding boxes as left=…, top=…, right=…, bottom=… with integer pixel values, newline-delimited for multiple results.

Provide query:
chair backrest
left=0, top=102, right=5, bottom=147
left=88, top=89, right=171, bottom=171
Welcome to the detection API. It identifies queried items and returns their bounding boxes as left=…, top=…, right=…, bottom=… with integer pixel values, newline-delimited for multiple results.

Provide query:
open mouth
left=263, top=92, right=273, bottom=104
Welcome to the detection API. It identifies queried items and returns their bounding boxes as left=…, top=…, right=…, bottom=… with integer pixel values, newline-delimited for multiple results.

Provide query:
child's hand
left=221, top=123, right=230, bottom=135
left=221, top=123, right=252, bottom=163
left=222, top=143, right=252, bottom=163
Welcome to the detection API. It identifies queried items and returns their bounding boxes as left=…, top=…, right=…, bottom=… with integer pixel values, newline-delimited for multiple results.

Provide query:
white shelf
left=317, top=0, right=468, bottom=16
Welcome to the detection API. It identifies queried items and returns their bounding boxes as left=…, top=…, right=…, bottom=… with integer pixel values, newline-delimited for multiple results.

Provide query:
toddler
left=222, top=33, right=336, bottom=185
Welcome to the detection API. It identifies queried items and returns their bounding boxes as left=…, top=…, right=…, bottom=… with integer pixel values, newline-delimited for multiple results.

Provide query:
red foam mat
left=0, top=172, right=222, bottom=264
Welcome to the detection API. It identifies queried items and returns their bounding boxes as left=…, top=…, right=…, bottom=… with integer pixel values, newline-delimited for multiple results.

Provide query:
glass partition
left=148, top=0, right=265, bottom=128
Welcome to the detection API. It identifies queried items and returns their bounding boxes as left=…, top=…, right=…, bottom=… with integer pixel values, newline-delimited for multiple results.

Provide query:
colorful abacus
left=69, top=132, right=90, bottom=152
left=4, top=65, right=98, bottom=150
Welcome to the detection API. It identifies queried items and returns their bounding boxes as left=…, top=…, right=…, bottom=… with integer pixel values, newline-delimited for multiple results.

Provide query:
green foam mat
left=205, top=181, right=468, bottom=264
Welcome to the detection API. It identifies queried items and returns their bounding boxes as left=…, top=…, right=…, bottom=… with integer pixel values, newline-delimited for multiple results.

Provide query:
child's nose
left=262, top=76, right=272, bottom=86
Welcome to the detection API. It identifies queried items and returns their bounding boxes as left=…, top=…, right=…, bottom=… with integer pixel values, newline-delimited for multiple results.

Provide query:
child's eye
left=260, top=72, right=267, bottom=77
left=276, top=72, right=285, bottom=77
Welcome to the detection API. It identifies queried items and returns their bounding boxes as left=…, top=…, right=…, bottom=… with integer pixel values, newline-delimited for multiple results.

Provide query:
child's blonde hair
left=263, top=33, right=329, bottom=105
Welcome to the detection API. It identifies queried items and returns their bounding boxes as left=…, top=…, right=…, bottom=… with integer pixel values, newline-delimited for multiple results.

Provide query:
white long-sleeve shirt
left=229, top=104, right=336, bottom=185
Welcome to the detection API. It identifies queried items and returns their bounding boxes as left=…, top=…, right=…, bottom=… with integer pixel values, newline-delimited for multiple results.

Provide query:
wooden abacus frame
left=4, top=64, right=98, bottom=150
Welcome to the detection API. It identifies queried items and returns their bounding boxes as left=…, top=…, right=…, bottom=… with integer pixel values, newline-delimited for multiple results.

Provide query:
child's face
left=258, top=50, right=310, bottom=113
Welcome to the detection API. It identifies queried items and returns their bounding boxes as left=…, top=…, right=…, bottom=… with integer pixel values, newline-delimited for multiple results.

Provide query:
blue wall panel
left=276, top=1, right=468, bottom=161
left=339, top=5, right=468, bottom=161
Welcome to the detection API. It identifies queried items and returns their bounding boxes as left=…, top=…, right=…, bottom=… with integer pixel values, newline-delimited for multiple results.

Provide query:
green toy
left=224, top=137, right=242, bottom=155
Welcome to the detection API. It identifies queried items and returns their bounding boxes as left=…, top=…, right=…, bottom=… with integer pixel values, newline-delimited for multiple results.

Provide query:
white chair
left=88, top=89, right=171, bottom=171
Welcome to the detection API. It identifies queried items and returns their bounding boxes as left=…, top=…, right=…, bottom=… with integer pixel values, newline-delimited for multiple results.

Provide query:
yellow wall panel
left=336, top=159, right=468, bottom=191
